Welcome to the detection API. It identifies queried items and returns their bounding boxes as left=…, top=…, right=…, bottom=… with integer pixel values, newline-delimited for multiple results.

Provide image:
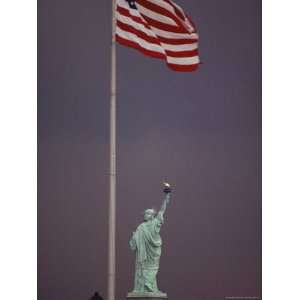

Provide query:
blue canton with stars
left=125, top=0, right=137, bottom=9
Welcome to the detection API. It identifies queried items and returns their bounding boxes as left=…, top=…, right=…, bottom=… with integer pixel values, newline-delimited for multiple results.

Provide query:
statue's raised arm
left=158, top=182, right=172, bottom=218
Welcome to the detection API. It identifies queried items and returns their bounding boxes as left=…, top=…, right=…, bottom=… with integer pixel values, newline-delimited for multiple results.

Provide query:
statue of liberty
left=127, top=183, right=172, bottom=299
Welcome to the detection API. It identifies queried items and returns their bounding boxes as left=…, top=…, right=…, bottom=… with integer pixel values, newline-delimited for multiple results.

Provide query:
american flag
left=116, top=0, right=200, bottom=72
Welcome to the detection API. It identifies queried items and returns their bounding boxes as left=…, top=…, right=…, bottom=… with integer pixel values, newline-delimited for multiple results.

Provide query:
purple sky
left=38, top=0, right=261, bottom=299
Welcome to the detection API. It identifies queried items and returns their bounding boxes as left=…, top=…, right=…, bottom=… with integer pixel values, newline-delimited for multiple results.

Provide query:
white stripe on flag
left=167, top=56, right=199, bottom=65
left=161, top=42, right=198, bottom=52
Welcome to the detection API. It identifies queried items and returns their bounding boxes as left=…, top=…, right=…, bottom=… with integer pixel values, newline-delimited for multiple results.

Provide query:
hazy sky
left=38, top=0, right=261, bottom=299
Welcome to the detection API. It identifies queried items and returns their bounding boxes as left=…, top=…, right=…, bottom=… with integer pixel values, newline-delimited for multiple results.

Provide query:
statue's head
left=144, top=208, right=156, bottom=221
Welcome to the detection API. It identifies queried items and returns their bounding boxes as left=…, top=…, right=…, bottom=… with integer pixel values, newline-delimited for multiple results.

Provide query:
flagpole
left=108, top=0, right=117, bottom=300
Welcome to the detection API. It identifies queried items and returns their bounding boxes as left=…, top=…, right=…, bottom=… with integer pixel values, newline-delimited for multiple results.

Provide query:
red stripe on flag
left=141, top=15, right=187, bottom=33
left=167, top=62, right=199, bottom=72
left=157, top=36, right=197, bottom=45
left=165, top=48, right=198, bottom=58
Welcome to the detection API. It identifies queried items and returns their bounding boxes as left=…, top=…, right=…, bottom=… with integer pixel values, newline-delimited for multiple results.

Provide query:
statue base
left=127, top=292, right=167, bottom=299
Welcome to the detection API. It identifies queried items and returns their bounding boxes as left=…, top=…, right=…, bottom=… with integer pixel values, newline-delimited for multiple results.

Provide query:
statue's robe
left=130, top=212, right=164, bottom=293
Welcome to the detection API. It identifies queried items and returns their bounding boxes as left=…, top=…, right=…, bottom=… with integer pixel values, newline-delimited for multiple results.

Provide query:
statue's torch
left=163, top=182, right=172, bottom=194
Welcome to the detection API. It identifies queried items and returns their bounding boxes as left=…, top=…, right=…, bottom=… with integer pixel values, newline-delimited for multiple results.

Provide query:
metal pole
left=108, top=1, right=117, bottom=300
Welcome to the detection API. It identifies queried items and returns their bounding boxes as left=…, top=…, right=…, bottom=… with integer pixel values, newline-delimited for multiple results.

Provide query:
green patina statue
left=127, top=183, right=172, bottom=299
